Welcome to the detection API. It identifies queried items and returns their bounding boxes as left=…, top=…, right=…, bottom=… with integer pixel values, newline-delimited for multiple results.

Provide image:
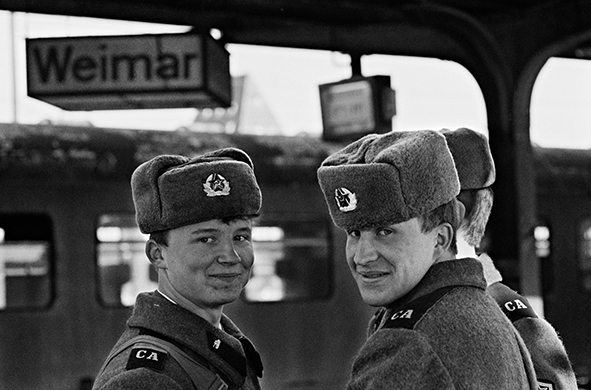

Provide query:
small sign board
left=26, top=33, right=231, bottom=110
left=320, top=80, right=376, bottom=134
left=319, top=75, right=395, bottom=142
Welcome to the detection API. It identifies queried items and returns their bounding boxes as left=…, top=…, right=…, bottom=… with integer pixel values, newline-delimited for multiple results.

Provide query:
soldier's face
left=159, top=218, right=254, bottom=309
left=345, top=217, right=439, bottom=307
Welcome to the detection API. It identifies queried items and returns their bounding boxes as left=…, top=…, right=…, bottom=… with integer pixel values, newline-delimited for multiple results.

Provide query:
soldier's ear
left=146, top=239, right=167, bottom=269
left=433, top=222, right=453, bottom=258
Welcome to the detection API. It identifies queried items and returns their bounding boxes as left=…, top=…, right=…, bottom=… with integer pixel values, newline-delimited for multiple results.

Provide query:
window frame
left=0, top=213, right=54, bottom=312
left=242, top=217, right=334, bottom=304
left=577, top=216, right=591, bottom=293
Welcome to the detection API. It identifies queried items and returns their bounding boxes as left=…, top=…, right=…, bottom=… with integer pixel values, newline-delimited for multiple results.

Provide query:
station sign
left=26, top=33, right=231, bottom=111
left=319, top=75, right=396, bottom=142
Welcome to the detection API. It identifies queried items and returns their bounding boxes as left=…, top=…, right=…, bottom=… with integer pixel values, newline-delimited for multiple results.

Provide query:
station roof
left=1, top=0, right=589, bottom=63
left=0, top=0, right=557, bottom=25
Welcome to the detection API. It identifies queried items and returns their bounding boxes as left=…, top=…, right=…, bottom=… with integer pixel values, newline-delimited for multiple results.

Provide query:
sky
left=1, top=11, right=590, bottom=148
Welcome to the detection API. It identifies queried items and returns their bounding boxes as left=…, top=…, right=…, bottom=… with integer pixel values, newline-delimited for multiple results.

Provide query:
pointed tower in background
left=184, top=75, right=284, bottom=135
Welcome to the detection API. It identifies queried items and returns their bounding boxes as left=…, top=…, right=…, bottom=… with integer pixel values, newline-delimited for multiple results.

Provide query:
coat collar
left=391, top=257, right=486, bottom=310
left=369, top=258, right=487, bottom=334
left=127, top=292, right=261, bottom=386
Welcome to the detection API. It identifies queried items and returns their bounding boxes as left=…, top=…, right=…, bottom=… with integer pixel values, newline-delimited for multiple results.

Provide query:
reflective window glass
left=96, top=214, right=154, bottom=307
left=0, top=214, right=53, bottom=310
left=534, top=225, right=551, bottom=258
left=97, top=215, right=333, bottom=306
left=243, top=220, right=332, bottom=303
left=578, top=219, right=591, bottom=291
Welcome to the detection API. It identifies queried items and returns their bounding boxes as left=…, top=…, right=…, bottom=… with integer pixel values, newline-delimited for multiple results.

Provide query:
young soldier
left=443, top=127, right=578, bottom=390
left=92, top=148, right=263, bottom=390
left=317, top=130, right=537, bottom=389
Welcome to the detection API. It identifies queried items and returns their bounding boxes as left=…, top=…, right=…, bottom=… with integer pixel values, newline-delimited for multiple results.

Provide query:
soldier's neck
left=456, top=234, right=478, bottom=259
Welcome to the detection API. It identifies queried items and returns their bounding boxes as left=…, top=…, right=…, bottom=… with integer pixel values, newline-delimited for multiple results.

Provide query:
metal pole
left=350, top=53, right=362, bottom=77
left=0, top=228, right=6, bottom=310
left=9, top=12, right=18, bottom=124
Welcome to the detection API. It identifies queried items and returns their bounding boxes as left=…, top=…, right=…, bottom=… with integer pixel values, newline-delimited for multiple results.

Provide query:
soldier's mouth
left=358, top=271, right=389, bottom=280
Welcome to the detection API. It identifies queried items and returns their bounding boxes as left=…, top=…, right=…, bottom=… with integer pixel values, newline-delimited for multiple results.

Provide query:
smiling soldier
left=92, top=148, right=263, bottom=390
left=317, top=130, right=538, bottom=389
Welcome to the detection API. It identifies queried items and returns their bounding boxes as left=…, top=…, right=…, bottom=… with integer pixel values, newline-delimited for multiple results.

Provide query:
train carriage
left=0, top=123, right=373, bottom=390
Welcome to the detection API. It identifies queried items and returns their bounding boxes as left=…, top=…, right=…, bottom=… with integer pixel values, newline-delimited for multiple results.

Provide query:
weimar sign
left=26, top=33, right=231, bottom=110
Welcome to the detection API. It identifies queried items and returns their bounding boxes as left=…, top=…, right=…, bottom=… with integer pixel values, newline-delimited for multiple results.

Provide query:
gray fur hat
left=131, top=148, right=262, bottom=233
left=317, top=130, right=460, bottom=230
left=441, top=128, right=495, bottom=190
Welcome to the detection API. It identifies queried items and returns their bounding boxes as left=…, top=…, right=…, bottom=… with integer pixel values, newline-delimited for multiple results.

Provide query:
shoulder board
left=381, top=287, right=454, bottom=330
left=126, top=345, right=168, bottom=372
left=488, top=283, right=538, bottom=322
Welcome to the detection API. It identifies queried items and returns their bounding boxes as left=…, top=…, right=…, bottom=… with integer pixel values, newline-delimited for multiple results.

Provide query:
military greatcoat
left=92, top=292, right=263, bottom=390
left=349, top=258, right=538, bottom=390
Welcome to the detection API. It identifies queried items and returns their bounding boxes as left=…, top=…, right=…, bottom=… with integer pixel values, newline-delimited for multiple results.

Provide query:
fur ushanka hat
left=131, top=148, right=262, bottom=234
left=441, top=127, right=496, bottom=190
left=317, top=130, right=460, bottom=230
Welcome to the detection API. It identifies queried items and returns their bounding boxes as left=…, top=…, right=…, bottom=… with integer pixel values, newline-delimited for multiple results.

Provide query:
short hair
left=457, top=187, right=494, bottom=247
left=147, top=215, right=257, bottom=247
left=419, top=199, right=462, bottom=254
left=149, top=230, right=169, bottom=247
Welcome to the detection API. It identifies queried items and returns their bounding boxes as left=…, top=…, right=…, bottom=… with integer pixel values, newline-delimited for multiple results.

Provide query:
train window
left=96, top=215, right=332, bottom=305
left=0, top=214, right=53, bottom=310
left=96, top=214, right=155, bottom=307
left=243, top=220, right=332, bottom=303
left=534, top=225, right=551, bottom=258
left=579, top=219, right=591, bottom=291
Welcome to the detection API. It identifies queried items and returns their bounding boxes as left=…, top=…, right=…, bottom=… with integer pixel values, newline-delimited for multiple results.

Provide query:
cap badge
left=335, top=187, right=357, bottom=212
left=203, top=173, right=231, bottom=197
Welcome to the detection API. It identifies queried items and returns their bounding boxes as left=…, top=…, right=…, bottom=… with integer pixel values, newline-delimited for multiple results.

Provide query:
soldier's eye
left=377, top=228, right=393, bottom=236
left=347, top=230, right=360, bottom=237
